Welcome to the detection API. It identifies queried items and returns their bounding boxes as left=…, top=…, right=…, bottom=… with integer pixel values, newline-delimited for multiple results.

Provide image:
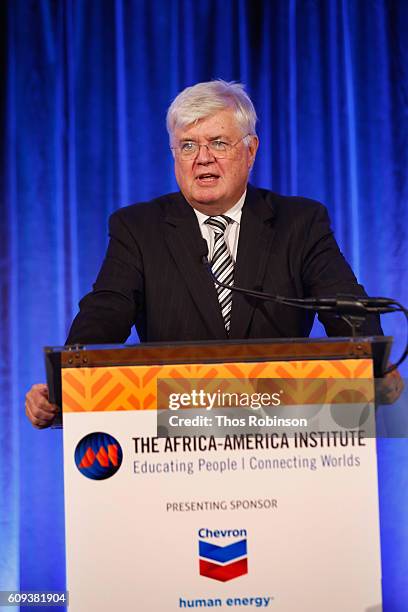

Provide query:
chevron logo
left=198, top=529, right=248, bottom=582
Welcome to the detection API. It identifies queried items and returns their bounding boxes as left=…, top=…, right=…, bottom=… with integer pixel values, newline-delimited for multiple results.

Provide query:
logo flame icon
left=75, top=432, right=123, bottom=480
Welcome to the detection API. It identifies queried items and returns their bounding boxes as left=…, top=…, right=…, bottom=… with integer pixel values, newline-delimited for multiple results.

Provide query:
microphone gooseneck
left=201, top=253, right=408, bottom=374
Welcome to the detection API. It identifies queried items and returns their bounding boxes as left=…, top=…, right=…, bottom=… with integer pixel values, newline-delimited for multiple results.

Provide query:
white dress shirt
left=193, top=190, right=246, bottom=262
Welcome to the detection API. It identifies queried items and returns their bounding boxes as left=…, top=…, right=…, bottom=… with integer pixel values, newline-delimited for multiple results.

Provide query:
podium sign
left=59, top=341, right=383, bottom=611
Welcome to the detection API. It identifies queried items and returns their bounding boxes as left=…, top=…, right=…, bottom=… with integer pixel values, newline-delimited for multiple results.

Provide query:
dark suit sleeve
left=66, top=211, right=144, bottom=344
left=300, top=203, right=382, bottom=336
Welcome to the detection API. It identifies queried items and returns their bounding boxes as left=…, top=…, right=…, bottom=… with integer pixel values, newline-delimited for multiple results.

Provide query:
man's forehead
left=174, top=108, right=240, bottom=138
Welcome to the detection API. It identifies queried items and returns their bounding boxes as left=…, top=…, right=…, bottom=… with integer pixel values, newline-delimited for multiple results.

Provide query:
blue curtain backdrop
left=1, top=0, right=407, bottom=609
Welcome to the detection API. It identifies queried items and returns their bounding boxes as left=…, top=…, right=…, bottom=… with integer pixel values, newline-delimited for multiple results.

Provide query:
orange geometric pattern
left=61, top=358, right=373, bottom=413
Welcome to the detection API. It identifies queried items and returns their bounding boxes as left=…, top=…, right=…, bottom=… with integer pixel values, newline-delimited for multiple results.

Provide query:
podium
left=46, top=336, right=391, bottom=612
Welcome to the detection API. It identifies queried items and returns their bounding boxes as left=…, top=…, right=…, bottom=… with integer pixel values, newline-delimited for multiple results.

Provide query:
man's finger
left=25, top=384, right=59, bottom=428
left=25, top=401, right=55, bottom=429
left=26, top=392, right=58, bottom=417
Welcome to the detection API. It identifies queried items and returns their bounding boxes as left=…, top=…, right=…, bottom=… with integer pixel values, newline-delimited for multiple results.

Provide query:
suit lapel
left=163, top=193, right=227, bottom=339
left=229, top=186, right=276, bottom=339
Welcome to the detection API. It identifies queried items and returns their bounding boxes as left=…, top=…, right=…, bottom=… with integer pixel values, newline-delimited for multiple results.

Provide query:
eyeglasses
left=171, top=134, right=252, bottom=160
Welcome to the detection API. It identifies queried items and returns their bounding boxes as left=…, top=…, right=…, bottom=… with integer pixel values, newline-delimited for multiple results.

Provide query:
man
left=25, top=80, right=402, bottom=428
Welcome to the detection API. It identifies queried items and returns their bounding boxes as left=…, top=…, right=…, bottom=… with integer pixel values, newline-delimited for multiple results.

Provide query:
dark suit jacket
left=66, top=185, right=382, bottom=344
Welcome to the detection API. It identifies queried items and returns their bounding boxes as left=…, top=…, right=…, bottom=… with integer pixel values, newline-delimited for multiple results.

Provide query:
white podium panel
left=62, top=357, right=382, bottom=612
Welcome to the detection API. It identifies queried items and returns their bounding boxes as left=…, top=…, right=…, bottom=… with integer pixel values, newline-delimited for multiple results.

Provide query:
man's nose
left=196, top=144, right=215, bottom=163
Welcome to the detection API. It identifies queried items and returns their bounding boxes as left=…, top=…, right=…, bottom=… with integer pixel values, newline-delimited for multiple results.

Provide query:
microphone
left=201, top=252, right=398, bottom=315
left=201, top=247, right=408, bottom=372
left=294, top=295, right=396, bottom=309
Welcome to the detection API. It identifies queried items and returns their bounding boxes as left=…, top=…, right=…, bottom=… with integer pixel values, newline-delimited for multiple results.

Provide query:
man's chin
left=192, top=185, right=222, bottom=201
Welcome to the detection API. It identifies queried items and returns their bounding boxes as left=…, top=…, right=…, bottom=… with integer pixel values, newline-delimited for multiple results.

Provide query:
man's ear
left=247, top=135, right=259, bottom=168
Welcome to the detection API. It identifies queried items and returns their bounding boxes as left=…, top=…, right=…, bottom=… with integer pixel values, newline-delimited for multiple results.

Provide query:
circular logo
left=74, top=432, right=123, bottom=480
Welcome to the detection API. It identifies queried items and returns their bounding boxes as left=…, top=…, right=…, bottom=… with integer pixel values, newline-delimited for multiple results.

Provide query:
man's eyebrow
left=179, top=134, right=229, bottom=142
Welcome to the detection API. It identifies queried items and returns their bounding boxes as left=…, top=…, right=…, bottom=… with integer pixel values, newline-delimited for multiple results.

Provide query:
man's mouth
left=195, top=173, right=220, bottom=183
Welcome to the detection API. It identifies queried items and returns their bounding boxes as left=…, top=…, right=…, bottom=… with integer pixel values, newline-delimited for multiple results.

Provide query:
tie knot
left=205, top=215, right=232, bottom=234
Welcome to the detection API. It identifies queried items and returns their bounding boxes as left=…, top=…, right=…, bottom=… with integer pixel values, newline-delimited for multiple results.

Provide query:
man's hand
left=376, top=367, right=404, bottom=405
left=25, top=383, right=59, bottom=429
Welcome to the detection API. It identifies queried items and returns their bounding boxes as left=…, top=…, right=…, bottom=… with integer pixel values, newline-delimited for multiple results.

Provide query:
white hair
left=166, top=80, right=258, bottom=141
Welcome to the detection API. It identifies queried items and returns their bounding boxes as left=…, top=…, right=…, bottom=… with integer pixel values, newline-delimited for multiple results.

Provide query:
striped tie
left=205, top=215, right=234, bottom=333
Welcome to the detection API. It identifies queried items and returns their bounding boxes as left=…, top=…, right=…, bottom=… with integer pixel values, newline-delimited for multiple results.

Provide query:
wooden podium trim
left=58, top=336, right=389, bottom=369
